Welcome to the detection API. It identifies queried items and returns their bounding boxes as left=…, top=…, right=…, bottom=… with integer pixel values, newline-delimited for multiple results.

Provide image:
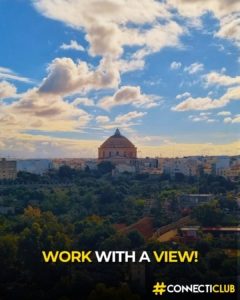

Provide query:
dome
left=100, top=129, right=136, bottom=149
left=98, top=129, right=137, bottom=160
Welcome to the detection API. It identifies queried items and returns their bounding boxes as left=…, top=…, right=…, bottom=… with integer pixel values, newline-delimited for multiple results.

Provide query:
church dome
left=98, top=129, right=137, bottom=160
left=100, top=129, right=136, bottom=149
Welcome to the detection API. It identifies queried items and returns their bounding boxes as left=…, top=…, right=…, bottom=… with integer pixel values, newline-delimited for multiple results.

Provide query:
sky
left=0, top=0, right=240, bottom=158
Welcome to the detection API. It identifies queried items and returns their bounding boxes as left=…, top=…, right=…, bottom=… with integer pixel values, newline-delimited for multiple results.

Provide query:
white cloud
left=172, top=96, right=227, bottom=111
left=0, top=88, right=92, bottom=133
left=176, top=92, right=191, bottom=99
left=170, top=61, right=182, bottom=70
left=189, top=112, right=215, bottom=123
left=206, top=119, right=217, bottom=123
left=199, top=112, right=212, bottom=117
left=224, top=117, right=233, bottom=123
left=200, top=112, right=211, bottom=116
left=232, top=116, right=240, bottom=123
left=168, top=0, right=240, bottom=48
left=33, top=0, right=184, bottom=59
left=39, top=57, right=120, bottom=95
left=118, top=59, right=145, bottom=73
left=114, top=111, right=146, bottom=123
left=216, top=13, right=240, bottom=47
left=95, top=111, right=147, bottom=131
left=0, top=67, right=12, bottom=73
left=172, top=85, right=240, bottom=111
left=192, top=117, right=202, bottom=122
left=224, top=115, right=240, bottom=123
left=204, top=71, right=240, bottom=87
left=217, top=111, right=232, bottom=116
left=0, top=66, right=32, bottom=83
left=60, top=40, right=84, bottom=51
left=0, top=81, right=17, bottom=99
left=99, top=86, right=161, bottom=110
left=168, top=0, right=239, bottom=18
left=71, top=97, right=94, bottom=107
left=130, top=22, right=185, bottom=60
left=184, top=62, right=204, bottom=74
left=33, top=0, right=170, bottom=31
left=96, top=115, right=110, bottom=124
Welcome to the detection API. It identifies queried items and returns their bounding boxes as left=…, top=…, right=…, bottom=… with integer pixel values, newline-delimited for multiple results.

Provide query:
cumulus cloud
left=33, top=0, right=169, bottom=30
left=0, top=81, right=17, bottom=99
left=96, top=115, right=110, bottom=124
left=206, top=119, right=217, bottom=123
left=99, top=86, right=161, bottom=110
left=217, top=111, right=232, bottom=116
left=200, top=112, right=212, bottom=116
left=168, top=0, right=240, bottom=47
left=0, top=56, right=155, bottom=147
left=114, top=111, right=146, bottom=123
left=170, top=61, right=182, bottom=70
left=95, top=111, right=147, bottom=131
left=172, top=85, right=240, bottom=111
left=224, top=117, right=233, bottom=123
left=232, top=116, right=240, bottom=123
left=184, top=62, right=204, bottom=74
left=130, top=21, right=185, bottom=60
left=176, top=92, right=191, bottom=99
left=168, top=0, right=239, bottom=18
left=204, top=71, right=240, bottom=86
left=71, top=97, right=94, bottom=107
left=118, top=59, right=145, bottom=73
left=224, top=115, right=240, bottom=123
left=172, top=97, right=227, bottom=111
left=60, top=40, right=84, bottom=51
left=39, top=57, right=120, bottom=95
left=0, top=88, right=92, bottom=133
left=216, top=13, right=240, bottom=47
left=33, top=0, right=184, bottom=60
left=188, top=112, right=216, bottom=123
left=86, top=22, right=123, bottom=57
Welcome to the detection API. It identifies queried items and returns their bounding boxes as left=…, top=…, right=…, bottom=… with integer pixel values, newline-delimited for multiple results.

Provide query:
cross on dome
left=114, top=128, right=121, bottom=136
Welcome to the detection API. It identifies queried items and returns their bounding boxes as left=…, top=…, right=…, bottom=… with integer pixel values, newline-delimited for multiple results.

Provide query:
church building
left=98, top=129, right=137, bottom=165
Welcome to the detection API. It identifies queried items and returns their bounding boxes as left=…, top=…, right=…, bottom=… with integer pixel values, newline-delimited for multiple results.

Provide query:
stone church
left=98, top=129, right=137, bottom=166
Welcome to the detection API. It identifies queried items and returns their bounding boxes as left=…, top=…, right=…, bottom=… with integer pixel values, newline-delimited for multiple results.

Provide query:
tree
left=192, top=204, right=224, bottom=226
left=127, top=230, right=144, bottom=248
left=97, top=161, right=115, bottom=174
left=58, top=165, right=76, bottom=180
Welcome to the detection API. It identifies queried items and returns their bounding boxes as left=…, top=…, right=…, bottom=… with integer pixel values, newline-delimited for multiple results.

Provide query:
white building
left=162, top=157, right=200, bottom=177
left=215, top=156, right=230, bottom=176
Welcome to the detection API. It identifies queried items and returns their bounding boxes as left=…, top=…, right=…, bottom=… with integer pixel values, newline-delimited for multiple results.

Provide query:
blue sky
left=0, top=0, right=239, bottom=158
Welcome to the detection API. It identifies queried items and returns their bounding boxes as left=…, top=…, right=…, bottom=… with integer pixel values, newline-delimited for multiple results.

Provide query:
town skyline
left=0, top=0, right=240, bottom=158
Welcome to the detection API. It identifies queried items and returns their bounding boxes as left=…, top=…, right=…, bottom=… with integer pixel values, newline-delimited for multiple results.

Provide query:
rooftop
left=99, top=129, right=136, bottom=149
